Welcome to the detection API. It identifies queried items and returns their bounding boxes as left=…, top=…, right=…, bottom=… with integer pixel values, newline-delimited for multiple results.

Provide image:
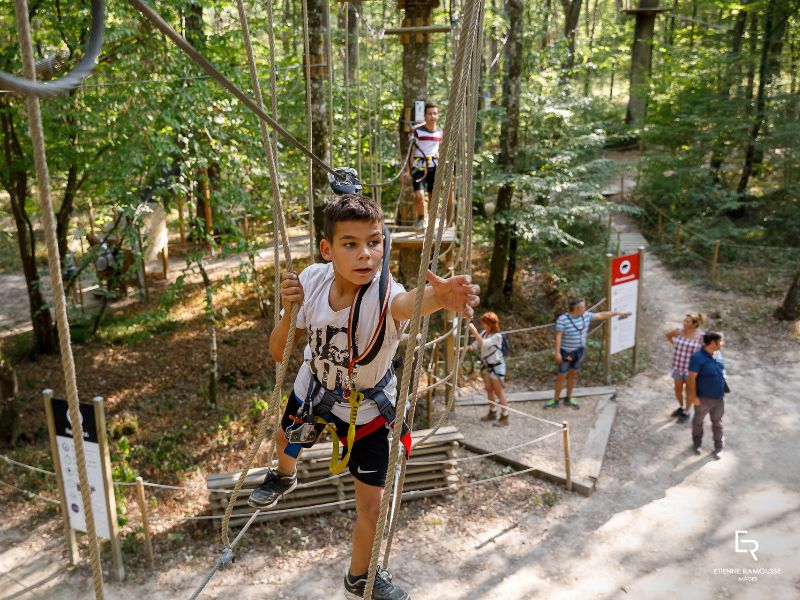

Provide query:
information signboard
left=609, top=253, right=640, bottom=355
left=50, top=397, right=111, bottom=539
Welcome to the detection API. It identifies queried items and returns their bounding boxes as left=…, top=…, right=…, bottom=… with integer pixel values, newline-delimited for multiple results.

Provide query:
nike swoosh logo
left=356, top=466, right=377, bottom=474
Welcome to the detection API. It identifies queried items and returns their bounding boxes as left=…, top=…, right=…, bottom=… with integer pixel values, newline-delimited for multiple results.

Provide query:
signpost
left=43, top=390, right=125, bottom=580
left=604, top=249, right=644, bottom=382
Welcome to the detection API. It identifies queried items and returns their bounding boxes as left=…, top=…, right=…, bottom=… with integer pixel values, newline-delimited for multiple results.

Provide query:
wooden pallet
left=207, top=426, right=463, bottom=525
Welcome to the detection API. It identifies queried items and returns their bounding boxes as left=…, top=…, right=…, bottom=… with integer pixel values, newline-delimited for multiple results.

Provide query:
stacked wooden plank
left=207, top=426, right=463, bottom=526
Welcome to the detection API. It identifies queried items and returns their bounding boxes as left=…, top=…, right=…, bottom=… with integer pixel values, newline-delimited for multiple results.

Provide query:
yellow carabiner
left=327, top=390, right=362, bottom=475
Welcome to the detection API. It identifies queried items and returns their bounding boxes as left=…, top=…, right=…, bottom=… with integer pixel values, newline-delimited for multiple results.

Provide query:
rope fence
left=636, top=196, right=799, bottom=288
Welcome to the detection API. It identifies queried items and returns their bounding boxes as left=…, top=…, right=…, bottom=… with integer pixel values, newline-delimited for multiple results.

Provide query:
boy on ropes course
left=248, top=193, right=480, bottom=599
left=405, top=102, right=443, bottom=230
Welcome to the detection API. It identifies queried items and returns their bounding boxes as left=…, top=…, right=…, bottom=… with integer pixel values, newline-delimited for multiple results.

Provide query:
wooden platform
left=389, top=226, right=458, bottom=249
left=207, top=426, right=463, bottom=525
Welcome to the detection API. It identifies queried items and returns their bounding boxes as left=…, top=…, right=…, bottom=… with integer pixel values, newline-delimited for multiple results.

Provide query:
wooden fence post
left=562, top=421, right=572, bottom=492
left=135, top=477, right=154, bottom=569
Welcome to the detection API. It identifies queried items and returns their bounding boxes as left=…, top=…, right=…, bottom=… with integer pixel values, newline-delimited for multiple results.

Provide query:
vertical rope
left=343, top=1, right=351, bottom=161
left=13, top=0, right=104, bottom=597
left=265, top=0, right=282, bottom=327
left=325, top=0, right=335, bottom=166
left=301, top=0, right=315, bottom=258
left=224, top=0, right=298, bottom=550
left=354, top=6, right=362, bottom=179
left=362, top=0, right=484, bottom=594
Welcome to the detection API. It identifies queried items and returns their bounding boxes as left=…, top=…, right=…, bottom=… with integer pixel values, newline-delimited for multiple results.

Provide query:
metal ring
left=0, top=0, right=104, bottom=98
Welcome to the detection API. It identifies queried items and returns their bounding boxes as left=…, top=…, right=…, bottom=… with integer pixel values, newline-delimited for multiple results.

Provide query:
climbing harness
left=284, top=171, right=407, bottom=472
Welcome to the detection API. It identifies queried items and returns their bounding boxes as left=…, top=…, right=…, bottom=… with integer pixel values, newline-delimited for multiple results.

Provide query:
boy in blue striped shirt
left=544, top=297, right=630, bottom=409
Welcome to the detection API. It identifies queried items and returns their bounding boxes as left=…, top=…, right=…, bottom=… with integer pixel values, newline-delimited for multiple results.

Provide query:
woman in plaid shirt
left=665, top=313, right=705, bottom=422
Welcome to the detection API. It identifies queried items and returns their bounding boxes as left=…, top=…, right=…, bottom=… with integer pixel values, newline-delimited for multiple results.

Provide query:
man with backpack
left=468, top=312, right=511, bottom=426
left=545, top=297, right=630, bottom=410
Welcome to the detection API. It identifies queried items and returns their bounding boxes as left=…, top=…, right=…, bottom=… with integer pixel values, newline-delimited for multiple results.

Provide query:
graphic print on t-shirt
left=311, top=323, right=358, bottom=391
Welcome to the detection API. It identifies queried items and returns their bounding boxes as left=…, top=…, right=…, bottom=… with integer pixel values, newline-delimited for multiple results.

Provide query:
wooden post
left=562, top=421, right=572, bottom=492
left=657, top=210, right=663, bottom=243
left=674, top=222, right=681, bottom=252
left=176, top=195, right=186, bottom=243
left=632, top=247, right=644, bottom=376
left=710, top=240, right=720, bottom=282
left=616, top=231, right=621, bottom=256
left=135, top=477, right=154, bottom=569
left=160, top=245, right=169, bottom=280
left=42, top=389, right=79, bottom=566
left=87, top=201, right=96, bottom=239
left=603, top=254, right=613, bottom=384
left=619, top=173, right=625, bottom=201
left=93, top=396, right=125, bottom=582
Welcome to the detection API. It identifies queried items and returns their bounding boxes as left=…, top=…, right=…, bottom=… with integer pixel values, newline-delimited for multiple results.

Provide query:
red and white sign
left=611, top=254, right=640, bottom=285
left=609, top=253, right=640, bottom=355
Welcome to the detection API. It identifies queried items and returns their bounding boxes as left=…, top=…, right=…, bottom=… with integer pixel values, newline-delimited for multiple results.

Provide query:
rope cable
left=13, top=1, right=105, bottom=596
left=301, top=0, right=315, bottom=259
left=364, top=0, right=484, bottom=592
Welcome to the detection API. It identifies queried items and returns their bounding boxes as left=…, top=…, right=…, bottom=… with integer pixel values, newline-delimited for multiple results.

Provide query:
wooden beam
left=383, top=25, right=451, bottom=34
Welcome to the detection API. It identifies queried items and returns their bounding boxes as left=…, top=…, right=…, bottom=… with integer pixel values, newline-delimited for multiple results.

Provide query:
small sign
left=414, top=100, right=425, bottom=123
left=609, top=253, right=640, bottom=355
left=51, top=398, right=112, bottom=539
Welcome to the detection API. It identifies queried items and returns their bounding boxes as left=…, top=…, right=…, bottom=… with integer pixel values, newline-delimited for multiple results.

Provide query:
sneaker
left=670, top=407, right=685, bottom=417
left=344, top=566, right=410, bottom=600
left=413, top=217, right=425, bottom=230
left=564, top=397, right=581, bottom=410
left=693, top=446, right=702, bottom=455
left=247, top=468, right=297, bottom=509
left=677, top=410, right=690, bottom=423
left=543, top=399, right=559, bottom=409
left=480, top=410, right=498, bottom=422
left=494, top=414, right=509, bottom=427
left=713, top=449, right=722, bottom=460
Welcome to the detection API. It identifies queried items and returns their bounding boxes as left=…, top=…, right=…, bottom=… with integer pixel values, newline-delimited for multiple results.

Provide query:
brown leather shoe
left=494, top=414, right=509, bottom=427
left=480, top=410, right=498, bottom=422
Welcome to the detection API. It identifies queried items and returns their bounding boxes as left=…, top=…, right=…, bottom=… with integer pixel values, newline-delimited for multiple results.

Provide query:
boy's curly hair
left=323, top=194, right=383, bottom=241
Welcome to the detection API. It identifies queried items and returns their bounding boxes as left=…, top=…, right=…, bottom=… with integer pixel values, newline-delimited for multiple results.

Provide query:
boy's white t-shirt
left=292, top=262, right=406, bottom=424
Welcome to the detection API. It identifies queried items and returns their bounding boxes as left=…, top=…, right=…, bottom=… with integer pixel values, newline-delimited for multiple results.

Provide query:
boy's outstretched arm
left=391, top=270, right=480, bottom=321
left=269, top=271, right=306, bottom=363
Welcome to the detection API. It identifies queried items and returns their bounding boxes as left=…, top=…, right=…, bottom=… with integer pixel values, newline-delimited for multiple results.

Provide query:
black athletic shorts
left=280, top=392, right=390, bottom=487
left=411, top=165, right=436, bottom=194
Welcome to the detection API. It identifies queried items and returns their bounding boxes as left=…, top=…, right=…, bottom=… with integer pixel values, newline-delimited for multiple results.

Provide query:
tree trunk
left=197, top=260, right=218, bottom=407
left=625, top=0, right=660, bottom=127
left=775, top=269, right=800, bottom=321
left=0, top=351, right=20, bottom=446
left=1, top=104, right=56, bottom=355
left=737, top=0, right=784, bottom=195
left=559, top=0, right=583, bottom=79
left=307, top=0, right=331, bottom=255
left=487, top=0, right=524, bottom=307
left=398, top=0, right=435, bottom=284
left=709, top=6, right=748, bottom=182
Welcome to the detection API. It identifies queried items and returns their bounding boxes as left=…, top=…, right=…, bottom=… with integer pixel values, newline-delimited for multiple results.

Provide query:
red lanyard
left=343, top=277, right=392, bottom=396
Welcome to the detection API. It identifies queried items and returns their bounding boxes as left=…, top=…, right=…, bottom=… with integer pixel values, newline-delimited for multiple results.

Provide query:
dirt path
left=2, top=215, right=799, bottom=599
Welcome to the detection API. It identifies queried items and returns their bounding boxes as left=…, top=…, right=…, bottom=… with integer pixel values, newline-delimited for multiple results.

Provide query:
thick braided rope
left=382, top=25, right=485, bottom=563
left=325, top=0, right=335, bottom=165
left=301, top=0, right=315, bottom=258
left=265, top=0, right=282, bottom=327
left=343, top=2, right=351, bottom=160
left=362, top=0, right=484, bottom=595
left=220, top=0, right=296, bottom=549
left=13, top=0, right=104, bottom=597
